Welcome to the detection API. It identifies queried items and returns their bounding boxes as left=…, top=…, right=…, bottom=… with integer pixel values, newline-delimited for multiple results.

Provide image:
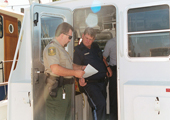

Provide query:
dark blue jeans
left=84, top=82, right=106, bottom=120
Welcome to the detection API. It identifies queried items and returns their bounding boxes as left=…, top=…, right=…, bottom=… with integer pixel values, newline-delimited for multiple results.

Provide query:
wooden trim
left=3, top=14, right=18, bottom=82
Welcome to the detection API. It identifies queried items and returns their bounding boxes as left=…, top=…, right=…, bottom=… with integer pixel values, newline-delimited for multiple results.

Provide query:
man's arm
left=103, top=40, right=110, bottom=59
left=73, top=64, right=86, bottom=70
left=50, top=64, right=85, bottom=78
left=73, top=46, right=87, bottom=86
left=73, top=64, right=87, bottom=86
left=103, top=56, right=112, bottom=77
left=79, top=78, right=87, bottom=86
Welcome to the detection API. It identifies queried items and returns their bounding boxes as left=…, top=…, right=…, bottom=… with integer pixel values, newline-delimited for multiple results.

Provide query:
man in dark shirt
left=73, top=27, right=112, bottom=120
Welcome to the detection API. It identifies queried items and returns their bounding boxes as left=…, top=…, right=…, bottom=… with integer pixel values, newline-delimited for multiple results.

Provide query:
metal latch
left=28, top=92, right=31, bottom=107
left=23, top=92, right=31, bottom=107
left=155, top=97, right=160, bottom=115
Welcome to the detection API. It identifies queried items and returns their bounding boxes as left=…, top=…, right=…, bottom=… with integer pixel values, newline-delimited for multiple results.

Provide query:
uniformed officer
left=43, top=22, right=85, bottom=120
left=73, top=27, right=112, bottom=120
left=103, top=37, right=117, bottom=120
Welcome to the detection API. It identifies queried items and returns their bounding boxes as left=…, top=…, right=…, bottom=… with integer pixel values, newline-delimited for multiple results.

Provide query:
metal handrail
left=0, top=82, right=8, bottom=100
left=1, top=60, right=17, bottom=63
left=0, top=61, right=9, bottom=100
left=0, top=61, right=4, bottom=83
left=0, top=82, right=8, bottom=87
left=0, top=60, right=16, bottom=83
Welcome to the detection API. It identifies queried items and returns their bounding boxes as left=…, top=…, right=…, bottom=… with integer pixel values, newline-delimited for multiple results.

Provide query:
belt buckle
left=85, top=79, right=89, bottom=82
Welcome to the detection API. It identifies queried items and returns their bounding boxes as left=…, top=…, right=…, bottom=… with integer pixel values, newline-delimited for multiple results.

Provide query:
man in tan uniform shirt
left=43, top=22, right=85, bottom=120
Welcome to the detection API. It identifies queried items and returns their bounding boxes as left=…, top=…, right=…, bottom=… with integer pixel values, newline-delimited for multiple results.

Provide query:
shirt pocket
left=84, top=53, right=94, bottom=64
left=60, top=54, right=67, bottom=67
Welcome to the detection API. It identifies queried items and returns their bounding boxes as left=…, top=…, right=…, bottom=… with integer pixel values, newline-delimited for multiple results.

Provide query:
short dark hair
left=55, top=22, right=74, bottom=37
left=83, top=27, right=96, bottom=39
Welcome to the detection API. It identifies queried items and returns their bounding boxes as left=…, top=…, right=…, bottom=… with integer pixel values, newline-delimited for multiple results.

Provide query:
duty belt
left=47, top=74, right=74, bottom=86
left=85, top=77, right=106, bottom=83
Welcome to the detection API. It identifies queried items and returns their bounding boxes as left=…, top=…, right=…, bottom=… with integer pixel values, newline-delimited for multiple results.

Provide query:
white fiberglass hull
left=0, top=100, right=7, bottom=120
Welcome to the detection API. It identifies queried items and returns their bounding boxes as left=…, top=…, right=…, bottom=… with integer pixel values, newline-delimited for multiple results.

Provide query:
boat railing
left=0, top=82, right=8, bottom=87
left=0, top=60, right=16, bottom=83
left=0, top=61, right=5, bottom=83
left=0, top=60, right=14, bottom=101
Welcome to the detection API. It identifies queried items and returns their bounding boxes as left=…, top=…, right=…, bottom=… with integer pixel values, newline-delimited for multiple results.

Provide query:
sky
left=0, top=0, right=29, bottom=6
left=0, top=0, right=52, bottom=12
left=7, top=0, right=29, bottom=5
left=7, top=0, right=52, bottom=5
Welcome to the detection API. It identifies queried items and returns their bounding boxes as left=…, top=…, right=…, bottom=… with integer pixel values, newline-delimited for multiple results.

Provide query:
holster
left=46, top=75, right=60, bottom=98
left=45, top=74, right=74, bottom=98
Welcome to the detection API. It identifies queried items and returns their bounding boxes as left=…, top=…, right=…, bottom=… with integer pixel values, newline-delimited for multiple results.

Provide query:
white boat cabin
left=7, top=0, right=170, bottom=120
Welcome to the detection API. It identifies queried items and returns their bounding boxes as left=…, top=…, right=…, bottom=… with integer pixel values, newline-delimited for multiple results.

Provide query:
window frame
left=0, top=15, right=3, bottom=38
left=39, top=13, right=65, bottom=63
left=124, top=3, right=170, bottom=62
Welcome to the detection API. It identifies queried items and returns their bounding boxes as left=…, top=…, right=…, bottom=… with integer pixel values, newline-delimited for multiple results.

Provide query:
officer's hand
left=81, top=66, right=86, bottom=70
left=79, top=78, right=87, bottom=86
left=75, top=70, right=85, bottom=78
left=107, top=67, right=112, bottom=77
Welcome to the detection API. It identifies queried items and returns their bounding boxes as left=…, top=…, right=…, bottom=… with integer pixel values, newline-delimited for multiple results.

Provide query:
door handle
left=36, top=70, right=44, bottom=74
left=34, top=68, right=44, bottom=84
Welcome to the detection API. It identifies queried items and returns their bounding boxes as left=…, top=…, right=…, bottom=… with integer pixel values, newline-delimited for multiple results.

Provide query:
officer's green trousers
left=44, top=84, right=73, bottom=120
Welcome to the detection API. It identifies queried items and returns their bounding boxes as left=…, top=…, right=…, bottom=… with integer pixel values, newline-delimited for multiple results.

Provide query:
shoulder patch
left=48, top=47, right=56, bottom=56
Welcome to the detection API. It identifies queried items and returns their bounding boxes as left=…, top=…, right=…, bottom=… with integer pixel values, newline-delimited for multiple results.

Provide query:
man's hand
left=73, top=64, right=86, bottom=71
left=74, top=70, right=85, bottom=78
left=81, top=66, right=86, bottom=70
left=103, top=56, right=112, bottom=77
left=107, top=67, right=112, bottom=77
left=79, top=78, right=87, bottom=86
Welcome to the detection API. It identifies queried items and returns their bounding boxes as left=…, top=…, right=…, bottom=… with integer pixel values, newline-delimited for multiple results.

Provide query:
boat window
left=129, top=32, right=170, bottom=57
left=8, top=24, right=14, bottom=33
left=128, top=5, right=170, bottom=57
left=18, top=20, right=21, bottom=36
left=0, top=16, right=3, bottom=38
left=40, top=16, right=63, bottom=60
left=128, top=5, right=169, bottom=32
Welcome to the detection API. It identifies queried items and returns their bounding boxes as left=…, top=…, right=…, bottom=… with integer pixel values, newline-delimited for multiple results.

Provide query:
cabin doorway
left=73, top=5, right=117, bottom=120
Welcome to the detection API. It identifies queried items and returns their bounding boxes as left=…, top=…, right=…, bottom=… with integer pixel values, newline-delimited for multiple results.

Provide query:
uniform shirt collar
left=80, top=42, right=95, bottom=50
left=52, top=37, right=63, bottom=48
